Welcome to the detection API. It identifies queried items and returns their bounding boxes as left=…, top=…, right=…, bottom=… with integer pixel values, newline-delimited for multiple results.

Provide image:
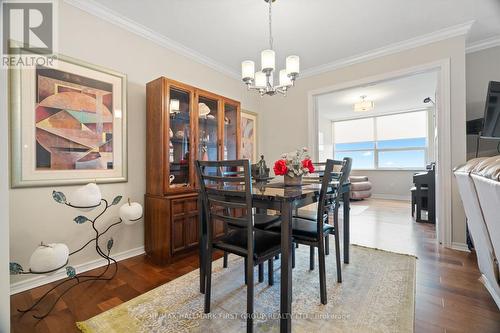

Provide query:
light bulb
left=286, top=55, right=300, bottom=75
left=261, top=49, right=275, bottom=71
left=255, top=72, right=266, bottom=88
left=241, top=60, right=255, bottom=80
left=279, top=69, right=292, bottom=87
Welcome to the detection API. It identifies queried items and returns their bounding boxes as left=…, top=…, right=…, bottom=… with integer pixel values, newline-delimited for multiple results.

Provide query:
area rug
left=77, top=245, right=415, bottom=333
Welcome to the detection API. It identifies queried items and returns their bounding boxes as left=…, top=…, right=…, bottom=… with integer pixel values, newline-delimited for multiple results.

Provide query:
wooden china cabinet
left=145, top=77, right=241, bottom=264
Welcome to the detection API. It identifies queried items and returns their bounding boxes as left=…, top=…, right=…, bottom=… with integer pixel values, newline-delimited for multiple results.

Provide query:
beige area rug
left=77, top=245, right=415, bottom=333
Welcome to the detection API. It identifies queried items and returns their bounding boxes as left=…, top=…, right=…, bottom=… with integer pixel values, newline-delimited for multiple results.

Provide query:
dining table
left=198, top=179, right=351, bottom=333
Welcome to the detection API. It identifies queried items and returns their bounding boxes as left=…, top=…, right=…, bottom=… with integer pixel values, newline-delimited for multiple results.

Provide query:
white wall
left=465, top=46, right=500, bottom=158
left=317, top=114, right=333, bottom=162
left=350, top=170, right=413, bottom=200
left=261, top=37, right=467, bottom=244
left=9, top=2, right=261, bottom=289
left=1, top=56, right=11, bottom=333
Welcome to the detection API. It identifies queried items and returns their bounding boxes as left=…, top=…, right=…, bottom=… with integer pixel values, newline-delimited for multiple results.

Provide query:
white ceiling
left=81, top=0, right=500, bottom=76
left=317, top=71, right=438, bottom=120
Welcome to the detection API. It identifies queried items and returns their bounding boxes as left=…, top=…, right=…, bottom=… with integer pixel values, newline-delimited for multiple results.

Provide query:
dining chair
left=294, top=159, right=352, bottom=259
left=219, top=169, right=281, bottom=276
left=196, top=160, right=282, bottom=332
left=267, top=158, right=352, bottom=305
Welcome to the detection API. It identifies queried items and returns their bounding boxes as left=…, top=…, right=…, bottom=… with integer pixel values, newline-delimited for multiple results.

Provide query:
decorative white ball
left=70, top=183, right=102, bottom=210
left=29, top=243, right=69, bottom=273
left=119, top=202, right=143, bottom=225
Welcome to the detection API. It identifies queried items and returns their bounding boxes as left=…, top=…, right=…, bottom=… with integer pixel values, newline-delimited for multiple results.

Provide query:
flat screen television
left=482, top=81, right=500, bottom=138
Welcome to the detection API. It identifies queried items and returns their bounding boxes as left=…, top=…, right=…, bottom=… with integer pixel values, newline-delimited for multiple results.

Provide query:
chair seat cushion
left=266, top=218, right=334, bottom=241
left=293, top=209, right=328, bottom=222
left=213, top=228, right=281, bottom=260
left=227, top=213, right=280, bottom=229
left=254, top=213, right=281, bottom=228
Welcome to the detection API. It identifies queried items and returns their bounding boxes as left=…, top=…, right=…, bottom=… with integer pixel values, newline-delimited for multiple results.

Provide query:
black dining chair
left=196, top=160, right=282, bottom=332
left=294, top=159, right=352, bottom=260
left=219, top=168, right=281, bottom=278
left=267, top=158, right=352, bottom=305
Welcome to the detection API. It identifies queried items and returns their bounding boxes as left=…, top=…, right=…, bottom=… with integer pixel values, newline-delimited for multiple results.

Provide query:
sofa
left=454, top=155, right=500, bottom=309
left=349, top=176, right=372, bottom=200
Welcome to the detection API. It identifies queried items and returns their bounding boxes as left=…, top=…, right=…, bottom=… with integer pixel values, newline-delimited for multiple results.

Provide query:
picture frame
left=240, top=110, right=258, bottom=163
left=9, top=54, right=128, bottom=188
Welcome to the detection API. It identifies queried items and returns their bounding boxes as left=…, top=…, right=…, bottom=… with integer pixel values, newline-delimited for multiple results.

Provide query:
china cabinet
left=145, top=77, right=241, bottom=264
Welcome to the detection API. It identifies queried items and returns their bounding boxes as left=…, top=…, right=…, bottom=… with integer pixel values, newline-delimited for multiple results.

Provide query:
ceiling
left=82, top=0, right=500, bottom=76
left=317, top=71, right=438, bottom=120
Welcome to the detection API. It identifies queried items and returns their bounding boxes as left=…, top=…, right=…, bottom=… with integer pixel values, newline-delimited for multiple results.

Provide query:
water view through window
left=333, top=111, right=429, bottom=169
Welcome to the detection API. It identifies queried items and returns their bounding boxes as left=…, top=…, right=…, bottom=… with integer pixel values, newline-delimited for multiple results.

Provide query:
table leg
left=343, top=190, right=350, bottom=264
left=198, top=194, right=206, bottom=294
left=416, top=185, right=422, bottom=222
left=280, top=200, right=293, bottom=333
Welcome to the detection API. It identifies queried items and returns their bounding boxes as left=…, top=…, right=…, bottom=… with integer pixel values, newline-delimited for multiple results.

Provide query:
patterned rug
left=77, top=245, right=415, bottom=333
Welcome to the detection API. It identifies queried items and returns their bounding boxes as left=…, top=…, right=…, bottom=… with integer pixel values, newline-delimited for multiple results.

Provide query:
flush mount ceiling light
left=354, top=95, right=374, bottom=112
left=241, top=0, right=299, bottom=96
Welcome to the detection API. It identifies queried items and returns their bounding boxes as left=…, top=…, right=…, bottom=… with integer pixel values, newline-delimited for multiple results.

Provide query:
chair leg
left=258, top=263, right=264, bottom=283
left=318, top=238, right=327, bottom=305
left=268, top=259, right=274, bottom=286
left=334, top=232, right=342, bottom=283
left=416, top=191, right=422, bottom=222
left=325, top=234, right=330, bottom=255
left=411, top=193, right=415, bottom=217
left=204, top=243, right=213, bottom=313
left=223, top=251, right=228, bottom=268
left=292, top=243, right=296, bottom=269
left=244, top=257, right=248, bottom=285
left=296, top=243, right=299, bottom=249
left=246, top=255, right=254, bottom=333
left=309, top=246, right=315, bottom=270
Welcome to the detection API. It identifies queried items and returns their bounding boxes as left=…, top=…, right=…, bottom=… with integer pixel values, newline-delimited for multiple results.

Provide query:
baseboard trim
left=451, top=242, right=471, bottom=253
left=10, top=246, right=145, bottom=295
left=371, top=194, right=411, bottom=201
left=479, top=275, right=500, bottom=309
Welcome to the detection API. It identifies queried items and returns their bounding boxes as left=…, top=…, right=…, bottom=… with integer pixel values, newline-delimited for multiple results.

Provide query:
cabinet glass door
left=168, top=86, right=191, bottom=190
left=197, top=95, right=219, bottom=164
left=223, top=101, right=239, bottom=160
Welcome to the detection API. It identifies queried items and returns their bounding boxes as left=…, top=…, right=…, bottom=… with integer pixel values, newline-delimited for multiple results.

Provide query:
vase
left=284, top=174, right=302, bottom=186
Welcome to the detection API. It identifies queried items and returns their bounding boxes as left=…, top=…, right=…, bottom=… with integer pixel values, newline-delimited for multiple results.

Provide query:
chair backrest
left=315, top=158, right=352, bottom=235
left=196, top=160, right=254, bottom=250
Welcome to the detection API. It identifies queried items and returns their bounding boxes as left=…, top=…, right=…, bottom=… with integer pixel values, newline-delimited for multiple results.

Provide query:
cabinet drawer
left=171, top=196, right=198, bottom=216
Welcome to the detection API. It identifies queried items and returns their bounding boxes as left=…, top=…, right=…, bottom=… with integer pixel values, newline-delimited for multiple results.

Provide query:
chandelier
left=241, top=0, right=300, bottom=96
left=354, top=95, right=375, bottom=112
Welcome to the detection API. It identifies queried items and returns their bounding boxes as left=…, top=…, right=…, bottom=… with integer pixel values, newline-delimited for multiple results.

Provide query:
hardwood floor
left=10, top=199, right=500, bottom=332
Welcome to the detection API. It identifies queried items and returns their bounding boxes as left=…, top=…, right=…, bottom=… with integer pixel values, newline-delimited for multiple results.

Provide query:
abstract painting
left=10, top=54, right=127, bottom=187
left=240, top=110, right=257, bottom=162
left=35, top=67, right=114, bottom=170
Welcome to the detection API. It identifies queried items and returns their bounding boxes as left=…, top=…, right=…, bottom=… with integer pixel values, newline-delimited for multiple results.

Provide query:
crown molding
left=62, top=0, right=477, bottom=81
left=466, top=35, right=500, bottom=54
left=300, top=21, right=475, bottom=78
left=63, top=0, right=241, bottom=80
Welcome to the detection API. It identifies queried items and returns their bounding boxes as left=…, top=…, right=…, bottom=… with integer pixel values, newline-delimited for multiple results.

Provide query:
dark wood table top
left=252, top=180, right=350, bottom=201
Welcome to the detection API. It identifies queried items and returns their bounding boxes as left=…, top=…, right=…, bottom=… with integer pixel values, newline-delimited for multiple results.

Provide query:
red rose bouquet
left=273, top=159, right=288, bottom=176
left=273, top=147, right=314, bottom=178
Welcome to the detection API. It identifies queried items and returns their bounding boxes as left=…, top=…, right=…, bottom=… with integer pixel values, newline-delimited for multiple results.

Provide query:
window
left=333, top=111, right=428, bottom=169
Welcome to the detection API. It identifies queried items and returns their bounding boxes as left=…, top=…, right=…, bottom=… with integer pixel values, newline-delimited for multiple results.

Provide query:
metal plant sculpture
left=10, top=188, right=142, bottom=320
